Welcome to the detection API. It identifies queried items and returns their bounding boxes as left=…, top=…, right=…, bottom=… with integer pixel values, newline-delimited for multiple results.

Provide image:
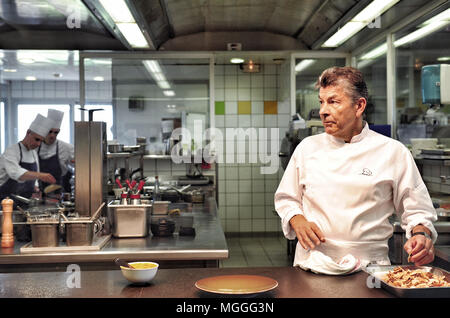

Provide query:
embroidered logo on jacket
left=360, top=168, right=372, bottom=176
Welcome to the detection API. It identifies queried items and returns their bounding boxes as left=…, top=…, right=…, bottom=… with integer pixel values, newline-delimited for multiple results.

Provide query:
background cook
left=275, top=66, right=437, bottom=272
left=38, top=109, right=74, bottom=194
left=0, top=114, right=56, bottom=204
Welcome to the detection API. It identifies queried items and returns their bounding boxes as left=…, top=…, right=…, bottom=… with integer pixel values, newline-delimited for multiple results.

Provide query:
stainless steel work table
left=0, top=198, right=228, bottom=271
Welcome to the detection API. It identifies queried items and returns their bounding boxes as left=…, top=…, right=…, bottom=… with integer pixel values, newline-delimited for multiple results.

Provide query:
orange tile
left=264, top=101, right=277, bottom=114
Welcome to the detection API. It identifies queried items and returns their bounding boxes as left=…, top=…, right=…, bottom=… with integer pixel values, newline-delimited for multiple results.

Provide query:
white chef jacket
left=0, top=142, right=40, bottom=185
left=275, top=122, right=438, bottom=266
left=38, top=140, right=74, bottom=176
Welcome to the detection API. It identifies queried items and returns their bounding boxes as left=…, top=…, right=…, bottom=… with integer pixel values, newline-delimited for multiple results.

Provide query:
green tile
left=215, top=101, right=225, bottom=115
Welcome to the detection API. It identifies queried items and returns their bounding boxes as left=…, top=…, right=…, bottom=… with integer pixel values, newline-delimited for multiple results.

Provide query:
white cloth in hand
left=295, top=250, right=368, bottom=275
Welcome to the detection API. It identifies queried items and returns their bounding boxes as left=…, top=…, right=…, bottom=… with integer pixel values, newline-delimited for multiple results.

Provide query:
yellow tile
left=264, top=101, right=278, bottom=114
left=238, top=101, right=251, bottom=114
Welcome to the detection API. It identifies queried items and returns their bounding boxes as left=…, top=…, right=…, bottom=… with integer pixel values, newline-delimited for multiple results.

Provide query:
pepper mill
left=1, top=197, right=14, bottom=248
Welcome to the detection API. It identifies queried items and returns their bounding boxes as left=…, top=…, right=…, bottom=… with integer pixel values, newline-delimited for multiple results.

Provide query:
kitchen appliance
left=75, top=121, right=107, bottom=217
left=107, top=201, right=151, bottom=238
left=421, top=64, right=450, bottom=105
left=150, top=217, right=175, bottom=236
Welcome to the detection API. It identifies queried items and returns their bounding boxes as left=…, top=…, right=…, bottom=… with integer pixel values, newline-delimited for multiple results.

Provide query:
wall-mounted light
left=93, top=76, right=104, bottom=81
left=25, top=76, right=37, bottom=81
left=322, top=0, right=400, bottom=48
left=3, top=69, right=17, bottom=72
left=230, top=58, right=244, bottom=64
left=437, top=56, right=450, bottom=62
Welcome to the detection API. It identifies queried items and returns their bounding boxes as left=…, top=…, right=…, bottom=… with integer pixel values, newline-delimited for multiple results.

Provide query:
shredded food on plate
left=383, top=267, right=450, bottom=288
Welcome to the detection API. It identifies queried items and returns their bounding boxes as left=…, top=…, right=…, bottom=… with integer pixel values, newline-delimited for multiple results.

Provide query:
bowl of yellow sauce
left=120, top=261, right=159, bottom=284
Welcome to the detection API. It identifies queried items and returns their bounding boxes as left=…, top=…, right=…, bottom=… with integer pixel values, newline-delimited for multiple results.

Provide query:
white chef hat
left=47, top=109, right=64, bottom=129
left=28, top=114, right=54, bottom=138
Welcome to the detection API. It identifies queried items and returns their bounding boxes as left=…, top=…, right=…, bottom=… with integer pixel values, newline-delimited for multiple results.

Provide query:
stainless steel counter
left=0, top=198, right=228, bottom=270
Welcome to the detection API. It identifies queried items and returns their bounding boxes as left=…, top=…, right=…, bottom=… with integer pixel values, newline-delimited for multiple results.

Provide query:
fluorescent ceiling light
left=19, top=57, right=35, bottom=64
left=394, top=20, right=449, bottom=47
left=116, top=23, right=149, bottom=48
left=295, top=59, right=316, bottom=73
left=25, top=76, right=36, bottom=81
left=4, top=69, right=17, bottom=72
left=99, top=0, right=134, bottom=23
left=157, top=81, right=171, bottom=89
left=437, top=56, right=450, bottom=62
left=163, top=90, right=175, bottom=96
left=93, top=76, right=104, bottom=81
left=230, top=58, right=244, bottom=64
left=322, top=0, right=400, bottom=47
left=143, top=60, right=171, bottom=89
left=359, top=8, right=450, bottom=60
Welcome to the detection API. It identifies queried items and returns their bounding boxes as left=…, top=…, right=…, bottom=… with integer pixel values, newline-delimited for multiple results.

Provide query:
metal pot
left=64, top=217, right=99, bottom=246
left=28, top=216, right=60, bottom=247
left=182, top=190, right=204, bottom=203
left=108, top=144, right=124, bottom=153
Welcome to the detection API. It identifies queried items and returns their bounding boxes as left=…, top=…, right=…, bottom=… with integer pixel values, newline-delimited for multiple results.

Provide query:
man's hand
left=289, top=214, right=325, bottom=250
left=39, top=173, right=56, bottom=184
left=404, top=234, right=434, bottom=266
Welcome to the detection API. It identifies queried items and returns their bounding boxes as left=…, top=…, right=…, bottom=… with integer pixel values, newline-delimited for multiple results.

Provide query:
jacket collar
left=325, top=121, right=369, bottom=145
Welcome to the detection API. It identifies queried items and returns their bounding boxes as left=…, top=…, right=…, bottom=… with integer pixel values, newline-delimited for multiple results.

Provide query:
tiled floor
left=219, top=232, right=293, bottom=268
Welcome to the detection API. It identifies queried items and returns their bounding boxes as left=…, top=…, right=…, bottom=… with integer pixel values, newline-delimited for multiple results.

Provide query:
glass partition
left=295, top=58, right=346, bottom=120
left=394, top=4, right=450, bottom=144
left=82, top=55, right=211, bottom=154
left=356, top=41, right=388, bottom=125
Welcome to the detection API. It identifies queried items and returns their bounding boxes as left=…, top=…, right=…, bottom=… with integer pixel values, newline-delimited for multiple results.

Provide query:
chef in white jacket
left=0, top=114, right=56, bottom=203
left=275, top=67, right=437, bottom=274
left=38, top=109, right=74, bottom=194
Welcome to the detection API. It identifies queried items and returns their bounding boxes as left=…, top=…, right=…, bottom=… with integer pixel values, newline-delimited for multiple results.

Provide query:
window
left=17, top=104, right=71, bottom=143
left=74, top=104, right=114, bottom=140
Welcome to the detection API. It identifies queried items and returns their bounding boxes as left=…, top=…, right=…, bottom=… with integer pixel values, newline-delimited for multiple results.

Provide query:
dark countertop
left=0, top=266, right=391, bottom=298
left=0, top=198, right=228, bottom=269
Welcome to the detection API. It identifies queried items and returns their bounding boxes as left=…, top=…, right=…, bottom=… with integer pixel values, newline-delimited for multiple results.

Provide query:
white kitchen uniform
left=275, top=122, right=438, bottom=270
left=0, top=142, right=40, bottom=185
left=38, top=140, right=74, bottom=177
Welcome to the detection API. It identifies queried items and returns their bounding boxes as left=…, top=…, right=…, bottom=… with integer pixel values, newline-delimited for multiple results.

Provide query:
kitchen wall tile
left=215, top=88, right=225, bottom=100
left=265, top=193, right=275, bottom=206
left=224, top=114, right=238, bottom=127
left=264, top=64, right=277, bottom=75
left=215, top=115, right=225, bottom=127
left=252, top=193, right=265, bottom=206
left=252, top=101, right=264, bottom=114
left=22, top=81, right=33, bottom=90
left=265, top=205, right=278, bottom=219
left=278, top=100, right=291, bottom=114
left=227, top=206, right=239, bottom=219
left=33, top=89, right=44, bottom=98
left=264, top=115, right=278, bottom=127
left=215, top=65, right=225, bottom=75
left=252, top=165, right=265, bottom=180
left=225, top=75, right=237, bottom=89
left=225, top=65, right=237, bottom=75
left=239, top=219, right=252, bottom=232
left=239, top=192, right=252, bottom=206
left=277, top=114, right=290, bottom=128
left=226, top=180, right=239, bottom=193
left=225, top=165, right=239, bottom=180
left=266, top=219, right=281, bottom=232
left=238, top=165, right=252, bottom=179
left=264, top=75, right=277, bottom=88
left=264, top=88, right=277, bottom=100
left=226, top=193, right=239, bottom=205
left=225, top=101, right=237, bottom=114
left=239, top=180, right=252, bottom=192
left=226, top=219, right=240, bottom=232
left=239, top=206, right=252, bottom=219
left=264, top=101, right=278, bottom=114
left=251, top=88, right=263, bottom=101
left=251, top=114, right=264, bottom=127
left=251, top=74, right=263, bottom=88
left=238, top=74, right=251, bottom=87
left=252, top=181, right=265, bottom=192
left=252, top=219, right=265, bottom=232
left=238, top=88, right=251, bottom=100
left=252, top=206, right=265, bottom=218
left=224, top=88, right=237, bottom=101
left=237, top=101, right=251, bottom=115
left=238, top=114, right=251, bottom=127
